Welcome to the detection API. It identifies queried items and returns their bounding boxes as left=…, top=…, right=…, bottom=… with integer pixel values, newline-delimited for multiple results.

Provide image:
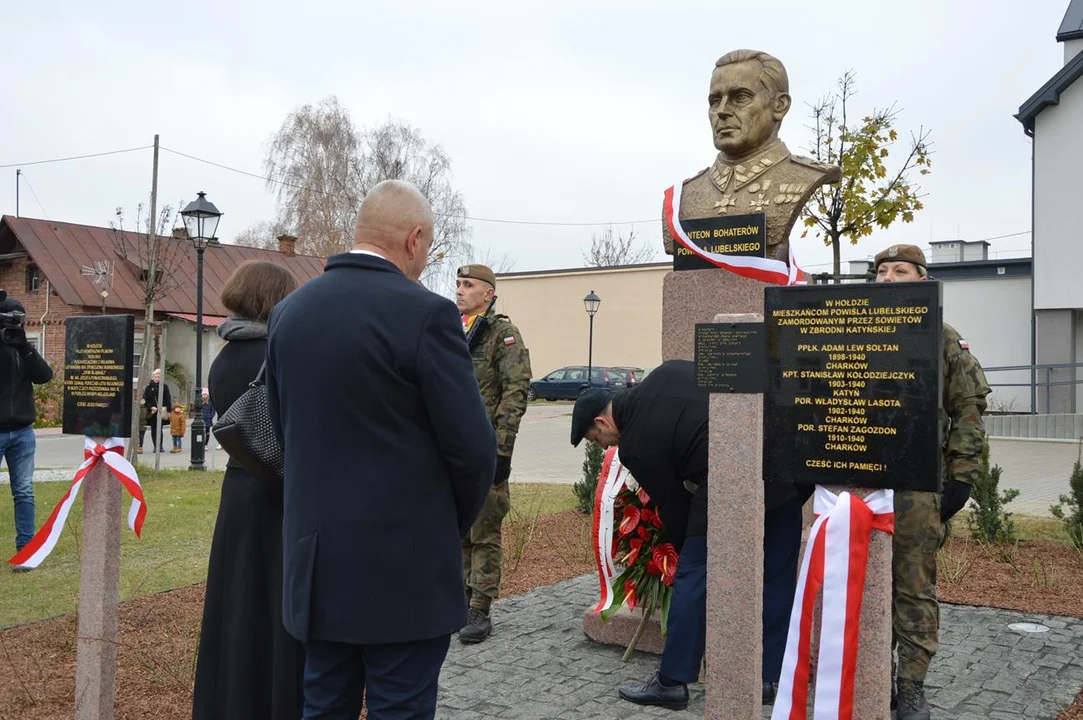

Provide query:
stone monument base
left=581, top=605, right=664, bottom=655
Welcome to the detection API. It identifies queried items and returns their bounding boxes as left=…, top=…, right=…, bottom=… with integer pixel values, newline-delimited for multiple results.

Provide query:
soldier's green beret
left=457, top=264, right=496, bottom=288
left=874, top=244, right=927, bottom=270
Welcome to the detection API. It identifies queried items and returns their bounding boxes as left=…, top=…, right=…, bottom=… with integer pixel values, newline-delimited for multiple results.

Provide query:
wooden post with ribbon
left=7, top=315, right=145, bottom=720
left=76, top=438, right=123, bottom=720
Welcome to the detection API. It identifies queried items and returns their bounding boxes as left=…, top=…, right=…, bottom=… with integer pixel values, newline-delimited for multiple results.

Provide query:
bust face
left=708, top=60, right=788, bottom=158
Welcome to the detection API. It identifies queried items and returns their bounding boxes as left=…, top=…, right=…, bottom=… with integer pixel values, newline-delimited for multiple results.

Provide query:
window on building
left=26, top=264, right=42, bottom=292
left=24, top=333, right=41, bottom=353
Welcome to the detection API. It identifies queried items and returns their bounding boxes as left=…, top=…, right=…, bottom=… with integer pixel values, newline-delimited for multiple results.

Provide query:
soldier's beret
left=457, top=264, right=496, bottom=288
left=874, top=244, right=927, bottom=270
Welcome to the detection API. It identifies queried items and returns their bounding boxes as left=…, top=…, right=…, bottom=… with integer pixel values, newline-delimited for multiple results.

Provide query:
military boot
left=459, top=607, right=492, bottom=644
left=896, top=679, right=931, bottom=720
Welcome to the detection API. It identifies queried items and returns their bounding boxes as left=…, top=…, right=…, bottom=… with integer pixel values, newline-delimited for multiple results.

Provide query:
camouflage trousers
left=892, top=489, right=949, bottom=682
left=462, top=481, right=511, bottom=611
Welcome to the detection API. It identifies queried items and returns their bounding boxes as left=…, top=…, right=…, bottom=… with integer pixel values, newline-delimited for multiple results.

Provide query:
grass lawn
left=0, top=471, right=576, bottom=629
left=1, top=469, right=223, bottom=629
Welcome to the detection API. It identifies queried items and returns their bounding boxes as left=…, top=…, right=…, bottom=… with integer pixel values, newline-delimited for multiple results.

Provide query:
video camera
left=0, top=289, right=28, bottom=346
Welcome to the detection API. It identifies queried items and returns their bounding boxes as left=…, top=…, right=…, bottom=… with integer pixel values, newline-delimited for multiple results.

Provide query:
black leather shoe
left=459, top=607, right=492, bottom=644
left=618, top=672, right=689, bottom=711
left=763, top=681, right=778, bottom=704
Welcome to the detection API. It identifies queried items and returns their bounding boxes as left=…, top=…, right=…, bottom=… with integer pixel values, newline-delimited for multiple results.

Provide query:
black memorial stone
left=763, top=281, right=942, bottom=492
left=694, top=322, right=765, bottom=393
left=62, top=315, right=135, bottom=438
left=674, top=213, right=767, bottom=271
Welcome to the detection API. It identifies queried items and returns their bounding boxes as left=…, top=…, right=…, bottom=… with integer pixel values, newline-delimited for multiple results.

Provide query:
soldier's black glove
left=494, top=455, right=511, bottom=485
left=940, top=479, right=971, bottom=522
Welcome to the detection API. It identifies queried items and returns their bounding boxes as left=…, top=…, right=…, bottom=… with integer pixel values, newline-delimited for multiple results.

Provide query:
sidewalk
left=437, top=574, right=1083, bottom=719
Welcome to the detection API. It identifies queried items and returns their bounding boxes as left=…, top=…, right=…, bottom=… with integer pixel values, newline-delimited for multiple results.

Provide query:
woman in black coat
left=192, top=260, right=302, bottom=720
left=140, top=369, right=171, bottom=452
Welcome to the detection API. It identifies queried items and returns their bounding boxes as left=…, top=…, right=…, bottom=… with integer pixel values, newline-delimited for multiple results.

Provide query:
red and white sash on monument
left=772, top=486, right=895, bottom=720
left=663, top=182, right=806, bottom=286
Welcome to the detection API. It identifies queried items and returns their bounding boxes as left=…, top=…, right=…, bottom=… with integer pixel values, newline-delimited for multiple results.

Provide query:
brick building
left=0, top=215, right=323, bottom=411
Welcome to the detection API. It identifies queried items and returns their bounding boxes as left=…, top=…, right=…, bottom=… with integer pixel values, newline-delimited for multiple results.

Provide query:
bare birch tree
left=263, top=97, right=471, bottom=276
left=232, top=219, right=292, bottom=251
left=110, top=202, right=185, bottom=462
left=583, top=226, right=655, bottom=267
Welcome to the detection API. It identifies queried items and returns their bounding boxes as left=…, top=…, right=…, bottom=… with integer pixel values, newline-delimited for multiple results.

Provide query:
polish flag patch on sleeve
left=503, top=336, right=516, bottom=346
left=958, top=339, right=969, bottom=350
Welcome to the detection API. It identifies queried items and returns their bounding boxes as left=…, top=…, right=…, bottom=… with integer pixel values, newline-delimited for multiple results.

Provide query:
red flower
left=652, top=511, right=664, bottom=529
left=637, top=487, right=650, bottom=505
left=623, top=578, right=638, bottom=610
left=618, top=506, right=641, bottom=537
left=640, top=508, right=653, bottom=524
left=624, top=538, right=644, bottom=565
left=646, top=556, right=663, bottom=576
left=652, top=543, right=679, bottom=585
left=637, top=526, right=651, bottom=542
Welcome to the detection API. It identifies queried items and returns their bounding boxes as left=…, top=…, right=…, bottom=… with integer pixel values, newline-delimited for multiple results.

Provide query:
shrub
left=573, top=440, right=604, bottom=514
left=32, top=361, right=64, bottom=428
left=967, top=442, right=1020, bottom=545
left=1050, top=440, right=1083, bottom=550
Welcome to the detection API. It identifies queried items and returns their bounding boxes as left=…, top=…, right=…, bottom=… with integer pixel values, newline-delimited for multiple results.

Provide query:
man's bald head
left=352, top=179, right=435, bottom=281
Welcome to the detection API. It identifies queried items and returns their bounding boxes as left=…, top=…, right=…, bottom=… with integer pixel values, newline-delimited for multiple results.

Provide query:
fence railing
left=982, top=362, right=1083, bottom=414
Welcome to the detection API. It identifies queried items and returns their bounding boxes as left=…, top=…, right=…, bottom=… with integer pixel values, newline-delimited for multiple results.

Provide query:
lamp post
left=583, top=290, right=601, bottom=394
left=179, top=191, right=222, bottom=471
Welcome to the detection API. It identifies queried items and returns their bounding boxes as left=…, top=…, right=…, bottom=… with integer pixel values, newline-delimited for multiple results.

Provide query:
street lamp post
left=583, top=290, right=601, bottom=394
left=179, top=191, right=222, bottom=472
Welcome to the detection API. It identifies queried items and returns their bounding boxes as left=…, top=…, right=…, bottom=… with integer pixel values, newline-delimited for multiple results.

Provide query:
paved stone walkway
left=437, top=574, right=1083, bottom=719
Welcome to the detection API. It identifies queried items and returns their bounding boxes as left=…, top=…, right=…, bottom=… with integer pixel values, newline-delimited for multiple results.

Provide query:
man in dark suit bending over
left=266, top=179, right=496, bottom=719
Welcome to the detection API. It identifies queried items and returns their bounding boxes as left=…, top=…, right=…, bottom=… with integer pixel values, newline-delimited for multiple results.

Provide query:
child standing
left=170, top=402, right=186, bottom=453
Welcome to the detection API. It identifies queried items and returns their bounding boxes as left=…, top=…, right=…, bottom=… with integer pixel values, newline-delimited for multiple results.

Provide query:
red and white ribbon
left=8, top=438, right=147, bottom=570
left=772, top=486, right=894, bottom=720
left=591, top=446, right=630, bottom=613
left=664, top=182, right=806, bottom=286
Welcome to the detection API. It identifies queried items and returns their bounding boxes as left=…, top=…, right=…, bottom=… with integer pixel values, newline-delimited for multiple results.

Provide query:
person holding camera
left=0, top=290, right=53, bottom=570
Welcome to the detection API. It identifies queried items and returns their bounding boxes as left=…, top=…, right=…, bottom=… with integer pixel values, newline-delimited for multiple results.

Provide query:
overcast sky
left=0, top=0, right=1071, bottom=279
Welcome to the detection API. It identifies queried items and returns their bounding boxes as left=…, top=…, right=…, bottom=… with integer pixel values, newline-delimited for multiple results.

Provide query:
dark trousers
left=301, top=634, right=450, bottom=720
left=658, top=495, right=804, bottom=685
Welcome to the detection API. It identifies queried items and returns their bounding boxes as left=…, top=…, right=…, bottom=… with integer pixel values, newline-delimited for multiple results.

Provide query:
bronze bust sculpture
left=663, top=49, right=841, bottom=263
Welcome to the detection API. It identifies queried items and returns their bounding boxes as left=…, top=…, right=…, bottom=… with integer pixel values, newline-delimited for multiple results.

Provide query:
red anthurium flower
left=640, top=508, right=653, bottom=524
left=637, top=526, right=651, bottom=542
left=637, top=487, right=650, bottom=505
left=624, top=578, right=638, bottom=610
left=618, top=506, right=641, bottom=537
left=652, top=543, right=679, bottom=585
left=651, top=511, right=664, bottom=529
left=646, top=556, right=663, bottom=576
left=624, top=538, right=644, bottom=565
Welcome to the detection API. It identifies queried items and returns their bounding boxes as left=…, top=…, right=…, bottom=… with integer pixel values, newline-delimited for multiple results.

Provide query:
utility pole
left=128, top=135, right=160, bottom=464
left=15, top=169, right=20, bottom=217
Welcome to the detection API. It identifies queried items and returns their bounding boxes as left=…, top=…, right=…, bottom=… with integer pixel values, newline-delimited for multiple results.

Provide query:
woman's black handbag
left=211, top=362, right=283, bottom=483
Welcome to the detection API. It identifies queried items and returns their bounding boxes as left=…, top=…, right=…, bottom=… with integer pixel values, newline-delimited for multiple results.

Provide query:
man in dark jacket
left=571, top=359, right=807, bottom=710
left=0, top=292, right=53, bottom=569
left=266, top=180, right=496, bottom=720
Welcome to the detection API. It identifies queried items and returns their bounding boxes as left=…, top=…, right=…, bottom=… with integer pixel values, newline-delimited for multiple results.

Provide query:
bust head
left=709, top=50, right=791, bottom=161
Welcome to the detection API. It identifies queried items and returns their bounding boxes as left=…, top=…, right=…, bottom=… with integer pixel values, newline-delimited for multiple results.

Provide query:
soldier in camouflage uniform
left=874, top=244, right=991, bottom=720
left=454, top=264, right=532, bottom=643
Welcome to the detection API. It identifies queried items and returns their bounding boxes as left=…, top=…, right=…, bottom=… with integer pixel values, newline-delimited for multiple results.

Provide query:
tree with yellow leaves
left=801, top=72, right=933, bottom=280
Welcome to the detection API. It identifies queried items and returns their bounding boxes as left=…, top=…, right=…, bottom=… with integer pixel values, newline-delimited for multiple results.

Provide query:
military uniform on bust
left=663, top=140, right=839, bottom=262
left=874, top=244, right=991, bottom=720
left=455, top=264, right=532, bottom=644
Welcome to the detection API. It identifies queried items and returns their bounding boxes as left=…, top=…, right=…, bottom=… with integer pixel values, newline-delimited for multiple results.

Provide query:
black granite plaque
left=62, top=315, right=135, bottom=438
left=674, top=213, right=767, bottom=271
left=694, top=322, right=765, bottom=393
left=763, top=281, right=942, bottom=491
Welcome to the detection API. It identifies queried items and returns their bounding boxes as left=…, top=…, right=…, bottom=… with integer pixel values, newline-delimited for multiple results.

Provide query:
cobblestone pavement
left=437, top=574, right=1083, bottom=719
